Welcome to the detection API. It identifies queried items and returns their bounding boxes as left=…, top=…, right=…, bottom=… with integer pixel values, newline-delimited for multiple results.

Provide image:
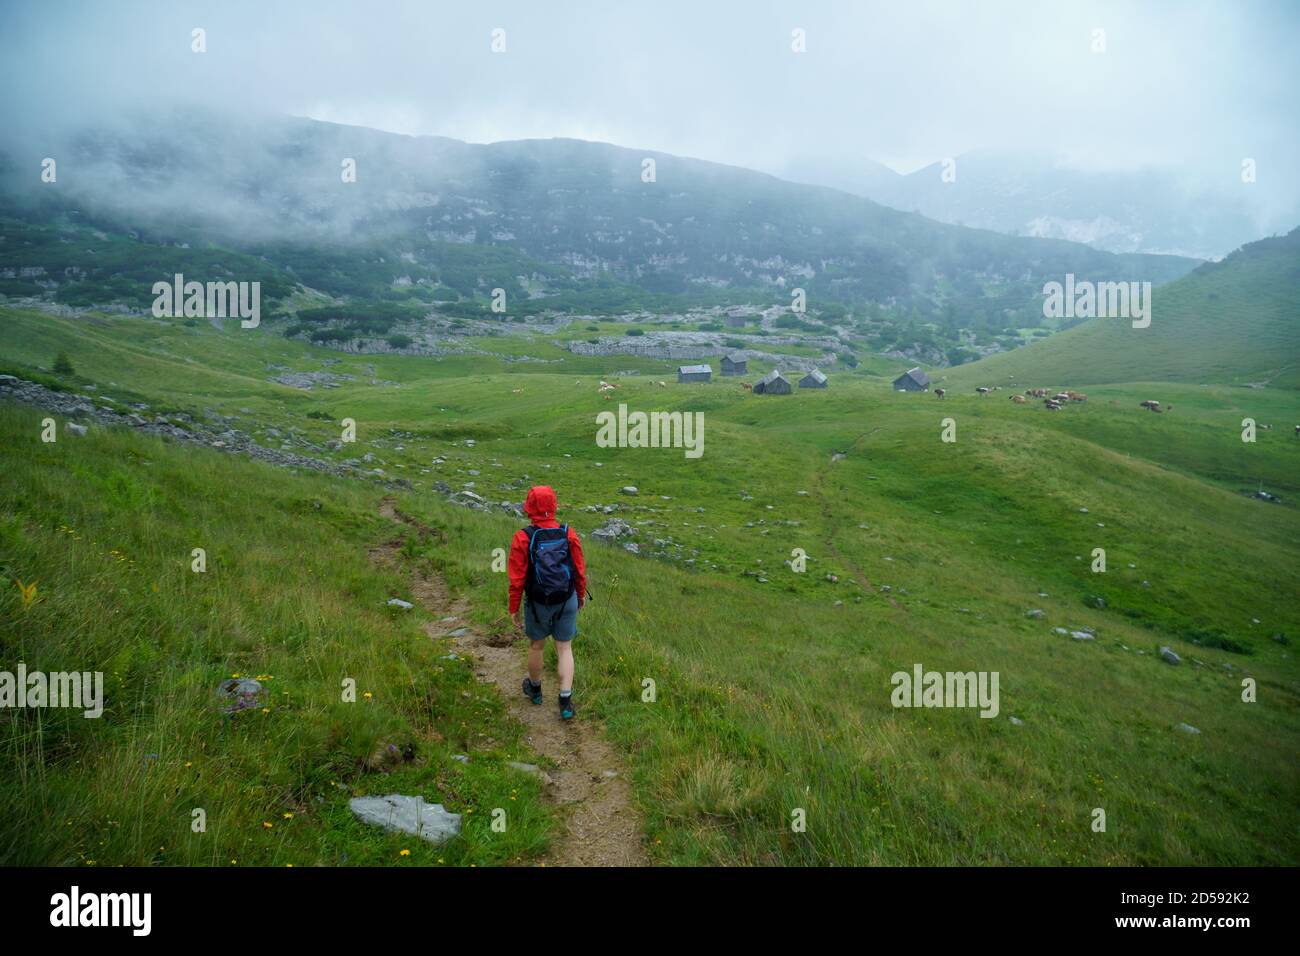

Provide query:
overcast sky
left=3, top=0, right=1297, bottom=181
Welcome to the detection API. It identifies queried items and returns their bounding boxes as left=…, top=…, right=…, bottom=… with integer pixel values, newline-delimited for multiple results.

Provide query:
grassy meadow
left=2, top=303, right=1299, bottom=865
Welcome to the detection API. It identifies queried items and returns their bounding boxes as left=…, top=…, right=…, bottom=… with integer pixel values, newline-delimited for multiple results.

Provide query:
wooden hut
left=677, top=363, right=713, bottom=383
left=892, top=367, right=930, bottom=392
left=752, top=370, right=793, bottom=395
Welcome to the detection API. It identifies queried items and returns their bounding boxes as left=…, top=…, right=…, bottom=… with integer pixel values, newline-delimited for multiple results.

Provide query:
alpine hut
left=677, top=363, right=713, bottom=383
left=892, top=367, right=930, bottom=392
left=799, top=369, right=828, bottom=389
left=720, top=353, right=748, bottom=376
left=752, top=370, right=793, bottom=395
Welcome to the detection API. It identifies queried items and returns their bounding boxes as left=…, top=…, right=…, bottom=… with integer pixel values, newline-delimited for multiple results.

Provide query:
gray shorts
left=523, top=592, right=579, bottom=642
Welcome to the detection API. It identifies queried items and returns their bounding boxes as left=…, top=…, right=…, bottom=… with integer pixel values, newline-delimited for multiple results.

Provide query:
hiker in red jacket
left=508, top=485, right=586, bottom=720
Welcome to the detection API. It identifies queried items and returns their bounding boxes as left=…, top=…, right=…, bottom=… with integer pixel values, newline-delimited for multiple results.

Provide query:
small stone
left=450, top=754, right=469, bottom=763
left=1174, top=722, right=1200, bottom=735
left=1159, top=646, right=1181, bottom=665
left=387, top=598, right=414, bottom=610
left=1026, top=609, right=1045, bottom=619
left=66, top=422, right=88, bottom=437
left=1008, top=716, right=1024, bottom=726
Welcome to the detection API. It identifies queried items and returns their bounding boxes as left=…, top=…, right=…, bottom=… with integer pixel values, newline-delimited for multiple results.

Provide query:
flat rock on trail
left=374, top=497, right=648, bottom=866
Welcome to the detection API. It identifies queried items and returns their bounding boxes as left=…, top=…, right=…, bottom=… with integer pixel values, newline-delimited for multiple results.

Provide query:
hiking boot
left=522, top=677, right=542, bottom=705
left=558, top=693, right=576, bottom=720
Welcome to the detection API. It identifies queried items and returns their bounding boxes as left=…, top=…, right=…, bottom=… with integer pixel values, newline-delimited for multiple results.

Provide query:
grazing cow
left=934, top=388, right=946, bottom=398
left=1045, top=402, right=1061, bottom=411
left=1011, top=394, right=1026, bottom=404
left=1026, top=388, right=1047, bottom=398
left=741, top=382, right=753, bottom=391
left=976, top=387, right=990, bottom=396
left=1140, top=400, right=1161, bottom=411
left=1294, top=424, right=1300, bottom=437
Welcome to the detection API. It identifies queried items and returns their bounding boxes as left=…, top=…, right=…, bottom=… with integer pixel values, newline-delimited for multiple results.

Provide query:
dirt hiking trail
left=373, top=497, right=648, bottom=866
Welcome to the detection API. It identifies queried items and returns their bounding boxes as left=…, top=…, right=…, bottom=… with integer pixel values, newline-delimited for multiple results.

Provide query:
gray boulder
left=1160, top=646, right=1181, bottom=665
left=591, top=518, right=635, bottom=543
left=348, top=794, right=462, bottom=845
left=218, top=677, right=266, bottom=714
left=65, top=422, right=88, bottom=437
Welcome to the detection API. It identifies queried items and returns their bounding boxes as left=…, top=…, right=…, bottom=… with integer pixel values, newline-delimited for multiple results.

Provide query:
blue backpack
left=524, top=524, right=576, bottom=611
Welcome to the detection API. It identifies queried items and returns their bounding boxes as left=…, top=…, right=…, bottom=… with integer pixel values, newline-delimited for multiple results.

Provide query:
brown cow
left=741, top=382, right=753, bottom=390
left=1011, top=394, right=1026, bottom=403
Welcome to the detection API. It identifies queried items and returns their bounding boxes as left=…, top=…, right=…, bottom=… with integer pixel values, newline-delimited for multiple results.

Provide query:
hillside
left=3, top=298, right=1299, bottom=866
left=946, top=227, right=1300, bottom=390
left=0, top=109, right=1199, bottom=325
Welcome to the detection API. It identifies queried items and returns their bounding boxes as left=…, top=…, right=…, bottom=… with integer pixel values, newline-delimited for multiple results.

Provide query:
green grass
left=3, top=298, right=1299, bottom=866
left=0, top=403, right=552, bottom=866
left=945, top=228, right=1300, bottom=390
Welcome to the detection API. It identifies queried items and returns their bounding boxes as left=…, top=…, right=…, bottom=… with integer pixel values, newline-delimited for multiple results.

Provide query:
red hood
left=524, top=485, right=558, bottom=524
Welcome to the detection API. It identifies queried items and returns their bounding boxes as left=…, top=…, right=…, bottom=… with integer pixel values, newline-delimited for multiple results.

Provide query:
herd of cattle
left=934, top=385, right=1088, bottom=411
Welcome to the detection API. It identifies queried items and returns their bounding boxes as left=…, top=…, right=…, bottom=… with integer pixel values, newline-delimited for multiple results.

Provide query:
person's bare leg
left=555, top=641, right=574, bottom=694
left=528, top=640, right=545, bottom=684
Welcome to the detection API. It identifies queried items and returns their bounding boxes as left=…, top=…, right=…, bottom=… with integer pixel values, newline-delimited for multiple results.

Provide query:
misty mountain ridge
left=0, top=107, right=1200, bottom=327
left=771, top=149, right=1297, bottom=261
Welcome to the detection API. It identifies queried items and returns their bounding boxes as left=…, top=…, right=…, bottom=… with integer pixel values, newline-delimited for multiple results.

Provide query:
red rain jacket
left=508, top=485, right=586, bottom=614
